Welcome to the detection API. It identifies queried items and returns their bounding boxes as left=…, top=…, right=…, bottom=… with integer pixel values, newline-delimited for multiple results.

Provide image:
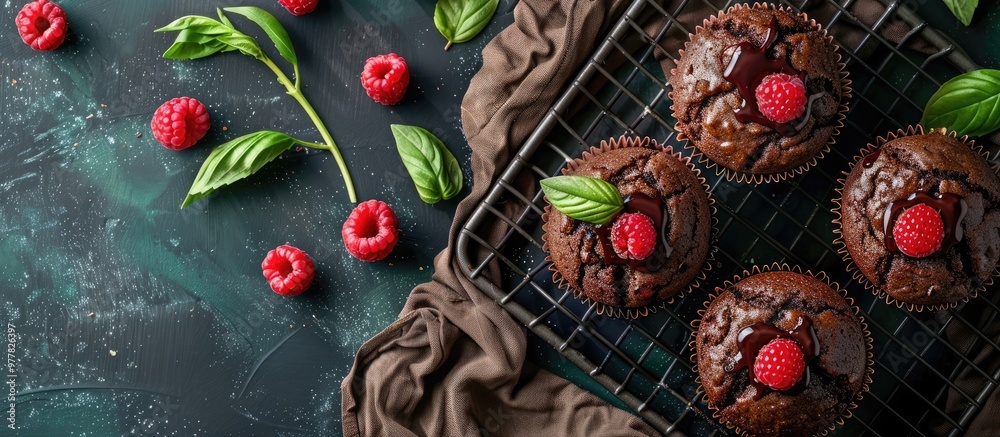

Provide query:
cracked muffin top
left=695, top=270, right=869, bottom=437
left=838, top=128, right=1000, bottom=309
left=669, top=4, right=846, bottom=181
left=541, top=137, right=712, bottom=316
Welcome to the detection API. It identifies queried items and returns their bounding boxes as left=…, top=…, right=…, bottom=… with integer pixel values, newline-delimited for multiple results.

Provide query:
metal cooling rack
left=455, top=0, right=1000, bottom=435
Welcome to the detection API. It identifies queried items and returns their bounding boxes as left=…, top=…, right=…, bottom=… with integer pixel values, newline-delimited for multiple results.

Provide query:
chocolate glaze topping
left=730, top=316, right=820, bottom=400
left=595, top=193, right=673, bottom=273
left=722, top=17, right=808, bottom=137
left=861, top=149, right=881, bottom=168
left=883, top=191, right=968, bottom=256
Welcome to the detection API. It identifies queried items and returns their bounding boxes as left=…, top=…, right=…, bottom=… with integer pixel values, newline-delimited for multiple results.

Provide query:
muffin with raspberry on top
left=669, top=3, right=849, bottom=183
left=694, top=267, right=871, bottom=437
left=540, top=136, right=713, bottom=318
left=836, top=126, right=1000, bottom=310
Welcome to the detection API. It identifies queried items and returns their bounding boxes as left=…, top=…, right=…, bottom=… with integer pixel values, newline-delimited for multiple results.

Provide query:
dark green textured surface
left=0, top=0, right=523, bottom=435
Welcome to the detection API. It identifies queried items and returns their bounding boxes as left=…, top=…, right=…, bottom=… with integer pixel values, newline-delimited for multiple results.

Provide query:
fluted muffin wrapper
left=540, top=135, right=717, bottom=319
left=832, top=125, right=999, bottom=312
left=689, top=263, right=874, bottom=437
left=670, top=2, right=852, bottom=185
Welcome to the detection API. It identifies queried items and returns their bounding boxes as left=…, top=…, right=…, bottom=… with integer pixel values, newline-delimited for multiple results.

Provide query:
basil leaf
left=433, top=0, right=498, bottom=49
left=217, top=8, right=234, bottom=28
left=155, top=16, right=231, bottom=34
left=391, top=124, right=463, bottom=204
left=216, top=32, right=263, bottom=59
left=163, top=41, right=226, bottom=60
left=182, top=131, right=297, bottom=208
left=156, top=16, right=235, bottom=60
left=941, top=0, right=977, bottom=26
left=162, top=29, right=227, bottom=60
left=224, top=7, right=297, bottom=66
left=921, top=69, right=1000, bottom=137
left=540, top=176, right=624, bottom=225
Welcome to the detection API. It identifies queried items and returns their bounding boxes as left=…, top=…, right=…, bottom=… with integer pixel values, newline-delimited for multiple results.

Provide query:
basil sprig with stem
left=921, top=69, right=1000, bottom=137
left=540, top=175, right=624, bottom=225
left=156, top=7, right=357, bottom=207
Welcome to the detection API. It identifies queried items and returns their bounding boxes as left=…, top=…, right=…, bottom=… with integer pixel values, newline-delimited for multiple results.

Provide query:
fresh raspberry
left=16, top=0, right=69, bottom=51
left=893, top=203, right=945, bottom=258
left=277, top=0, right=318, bottom=16
left=610, top=212, right=657, bottom=260
left=361, top=53, right=410, bottom=105
left=150, top=97, right=211, bottom=150
left=261, top=245, right=315, bottom=296
left=755, top=73, right=808, bottom=124
left=342, top=200, right=399, bottom=262
left=753, top=338, right=806, bottom=391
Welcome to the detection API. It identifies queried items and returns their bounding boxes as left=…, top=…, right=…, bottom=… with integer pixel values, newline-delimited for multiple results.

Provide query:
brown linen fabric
left=342, top=0, right=1000, bottom=435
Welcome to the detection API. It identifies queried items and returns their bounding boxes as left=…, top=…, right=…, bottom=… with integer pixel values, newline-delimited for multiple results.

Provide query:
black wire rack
left=455, top=0, right=1000, bottom=435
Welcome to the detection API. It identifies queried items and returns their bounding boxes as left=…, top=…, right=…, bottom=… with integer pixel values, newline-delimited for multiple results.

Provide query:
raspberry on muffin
left=755, top=73, right=807, bottom=124
left=752, top=338, right=807, bottom=391
left=891, top=203, right=945, bottom=258
left=610, top=212, right=658, bottom=260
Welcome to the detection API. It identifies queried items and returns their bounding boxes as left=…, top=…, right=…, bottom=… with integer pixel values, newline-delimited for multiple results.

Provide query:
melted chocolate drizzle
left=722, top=17, right=809, bottom=137
left=883, top=192, right=968, bottom=256
left=861, top=149, right=881, bottom=168
left=730, top=316, right=820, bottom=400
left=594, top=193, right=673, bottom=273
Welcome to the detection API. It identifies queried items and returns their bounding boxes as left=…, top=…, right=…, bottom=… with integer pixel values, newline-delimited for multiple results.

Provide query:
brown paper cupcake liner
left=832, top=125, right=998, bottom=312
left=669, top=2, right=852, bottom=185
left=689, top=263, right=874, bottom=437
left=540, top=135, right=717, bottom=319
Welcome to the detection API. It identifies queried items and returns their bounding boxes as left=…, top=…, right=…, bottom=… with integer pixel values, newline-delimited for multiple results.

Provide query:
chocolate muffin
left=541, top=136, right=713, bottom=317
left=695, top=267, right=871, bottom=437
left=836, top=127, right=1000, bottom=309
left=669, top=3, right=848, bottom=183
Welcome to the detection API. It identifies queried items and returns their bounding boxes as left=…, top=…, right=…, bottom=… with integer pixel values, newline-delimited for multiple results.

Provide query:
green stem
left=261, top=55, right=357, bottom=203
left=293, top=138, right=330, bottom=151
left=293, top=63, right=301, bottom=92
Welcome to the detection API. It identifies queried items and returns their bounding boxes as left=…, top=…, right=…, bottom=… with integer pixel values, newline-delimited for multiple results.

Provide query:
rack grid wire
left=455, top=0, right=1000, bottom=435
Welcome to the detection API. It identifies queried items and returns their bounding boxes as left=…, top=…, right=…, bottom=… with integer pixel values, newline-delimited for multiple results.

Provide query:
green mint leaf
left=433, top=0, right=498, bottom=49
left=540, top=176, right=623, bottom=225
left=390, top=124, right=464, bottom=204
left=215, top=32, right=264, bottom=59
left=182, top=131, right=297, bottom=208
left=155, top=16, right=231, bottom=34
left=921, top=69, right=1000, bottom=137
left=224, top=7, right=298, bottom=66
left=941, top=0, right=977, bottom=26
